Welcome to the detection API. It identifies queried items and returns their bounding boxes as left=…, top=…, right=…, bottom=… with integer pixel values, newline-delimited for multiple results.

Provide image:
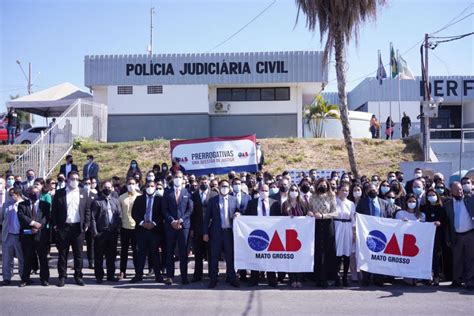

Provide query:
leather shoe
left=165, top=278, right=173, bottom=286
left=208, top=280, right=217, bottom=289
left=230, top=280, right=240, bottom=288
left=130, top=276, right=143, bottom=283
left=450, top=281, right=462, bottom=288
left=107, top=277, right=119, bottom=282
left=181, top=278, right=190, bottom=285
left=75, top=278, right=85, bottom=286
left=191, top=276, right=202, bottom=283
left=155, top=276, right=165, bottom=283
left=1, top=280, right=11, bottom=286
left=118, top=272, right=126, bottom=280
left=57, top=278, right=65, bottom=287
left=19, top=282, right=27, bottom=288
left=96, top=279, right=103, bottom=284
left=268, top=280, right=278, bottom=288
left=41, top=281, right=49, bottom=287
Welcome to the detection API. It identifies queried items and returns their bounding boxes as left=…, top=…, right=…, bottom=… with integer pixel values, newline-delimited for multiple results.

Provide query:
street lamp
left=16, top=60, right=32, bottom=95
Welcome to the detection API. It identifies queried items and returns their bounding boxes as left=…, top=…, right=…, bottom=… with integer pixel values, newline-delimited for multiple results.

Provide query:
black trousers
left=314, top=219, right=337, bottom=284
left=120, top=228, right=137, bottom=273
left=94, top=230, right=118, bottom=280
left=56, top=224, right=84, bottom=279
left=21, top=236, right=49, bottom=282
left=250, top=271, right=276, bottom=285
left=165, top=226, right=189, bottom=280
left=135, top=229, right=161, bottom=278
left=192, top=231, right=208, bottom=279
left=85, top=230, right=94, bottom=266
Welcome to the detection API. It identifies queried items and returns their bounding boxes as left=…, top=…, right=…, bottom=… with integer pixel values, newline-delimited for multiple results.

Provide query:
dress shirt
left=65, top=187, right=81, bottom=223
left=454, top=199, right=474, bottom=233
left=7, top=202, right=21, bottom=234
left=119, top=192, right=140, bottom=229
left=29, top=200, right=40, bottom=226
left=65, top=164, right=72, bottom=177
left=369, top=197, right=381, bottom=217
left=257, top=198, right=270, bottom=217
left=219, top=195, right=231, bottom=229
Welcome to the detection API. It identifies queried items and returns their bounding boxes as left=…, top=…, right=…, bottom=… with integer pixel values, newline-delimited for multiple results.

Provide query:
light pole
left=16, top=60, right=33, bottom=124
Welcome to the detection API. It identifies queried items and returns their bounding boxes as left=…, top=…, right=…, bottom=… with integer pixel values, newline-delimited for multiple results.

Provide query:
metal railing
left=9, top=99, right=107, bottom=178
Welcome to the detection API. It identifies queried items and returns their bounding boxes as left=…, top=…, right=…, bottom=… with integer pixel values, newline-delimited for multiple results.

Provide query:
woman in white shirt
left=335, top=183, right=356, bottom=287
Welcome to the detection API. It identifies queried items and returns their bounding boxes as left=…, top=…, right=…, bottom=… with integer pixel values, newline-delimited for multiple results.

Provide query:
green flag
left=390, top=43, right=398, bottom=78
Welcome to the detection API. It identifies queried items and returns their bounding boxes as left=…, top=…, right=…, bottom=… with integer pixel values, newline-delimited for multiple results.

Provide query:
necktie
left=107, top=199, right=113, bottom=224
left=176, top=189, right=180, bottom=204
left=223, top=197, right=229, bottom=227
left=262, top=199, right=267, bottom=216
left=201, top=192, right=205, bottom=204
left=146, top=197, right=153, bottom=222
left=455, top=201, right=461, bottom=231
left=304, top=195, right=309, bottom=204
left=31, top=202, right=37, bottom=221
left=372, top=199, right=381, bottom=217
left=237, top=193, right=241, bottom=206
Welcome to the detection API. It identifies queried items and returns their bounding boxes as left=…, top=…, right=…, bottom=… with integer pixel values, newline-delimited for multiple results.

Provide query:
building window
left=216, top=87, right=290, bottom=102
left=147, top=85, right=163, bottom=94
left=117, top=86, right=133, bottom=95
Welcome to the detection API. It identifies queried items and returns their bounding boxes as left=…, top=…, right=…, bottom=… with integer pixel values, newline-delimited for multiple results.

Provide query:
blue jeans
left=7, top=126, right=16, bottom=144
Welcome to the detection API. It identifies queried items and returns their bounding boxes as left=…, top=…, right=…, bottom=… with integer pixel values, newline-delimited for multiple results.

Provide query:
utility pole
left=423, top=33, right=430, bottom=162
left=15, top=60, right=33, bottom=124
left=28, top=62, right=32, bottom=95
left=148, top=7, right=155, bottom=56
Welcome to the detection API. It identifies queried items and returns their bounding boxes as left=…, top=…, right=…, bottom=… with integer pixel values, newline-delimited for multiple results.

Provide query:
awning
left=6, top=82, right=92, bottom=117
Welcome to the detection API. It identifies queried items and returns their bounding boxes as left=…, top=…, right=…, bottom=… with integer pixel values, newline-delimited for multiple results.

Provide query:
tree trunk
left=334, top=28, right=359, bottom=177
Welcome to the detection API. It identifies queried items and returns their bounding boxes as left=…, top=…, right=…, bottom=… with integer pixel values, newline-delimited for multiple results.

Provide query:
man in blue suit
left=231, top=178, right=251, bottom=214
left=203, top=179, right=241, bottom=288
left=162, top=171, right=193, bottom=285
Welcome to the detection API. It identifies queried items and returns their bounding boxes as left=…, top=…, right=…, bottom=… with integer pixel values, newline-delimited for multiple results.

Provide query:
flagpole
left=389, top=43, right=393, bottom=140
left=397, top=50, right=402, bottom=140
left=378, top=50, right=382, bottom=139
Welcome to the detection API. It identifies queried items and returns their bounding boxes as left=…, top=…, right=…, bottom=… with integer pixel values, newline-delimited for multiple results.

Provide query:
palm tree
left=295, top=0, right=386, bottom=177
left=304, top=94, right=340, bottom=138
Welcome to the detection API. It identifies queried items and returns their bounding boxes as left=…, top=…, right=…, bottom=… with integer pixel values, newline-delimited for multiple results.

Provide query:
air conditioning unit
left=214, top=102, right=230, bottom=113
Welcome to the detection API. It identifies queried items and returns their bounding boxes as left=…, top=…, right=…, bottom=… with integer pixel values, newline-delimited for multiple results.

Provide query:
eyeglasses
left=289, top=189, right=298, bottom=192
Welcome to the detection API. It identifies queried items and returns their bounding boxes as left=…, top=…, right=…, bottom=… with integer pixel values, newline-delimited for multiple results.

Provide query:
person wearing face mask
left=255, top=142, right=265, bottom=171
left=162, top=171, right=193, bottom=285
left=329, top=179, right=338, bottom=193
left=118, top=178, right=141, bottom=280
left=190, top=176, right=217, bottom=282
left=203, top=180, right=241, bottom=288
left=17, top=186, right=51, bottom=287
left=411, top=179, right=426, bottom=207
left=421, top=189, right=447, bottom=286
left=56, top=174, right=66, bottom=190
left=280, top=184, right=308, bottom=288
left=384, top=191, right=401, bottom=218
left=59, top=155, right=78, bottom=178
left=210, top=179, right=219, bottom=194
left=387, top=172, right=397, bottom=184
left=152, top=164, right=161, bottom=180
left=51, top=171, right=91, bottom=287
left=130, top=180, right=164, bottom=283
left=244, top=184, right=282, bottom=287
left=82, top=155, right=100, bottom=184
left=270, top=178, right=290, bottom=207
left=405, top=168, right=423, bottom=195
left=370, top=175, right=380, bottom=190
left=461, top=177, right=473, bottom=197
left=90, top=181, right=122, bottom=283
left=144, top=171, right=156, bottom=191
left=389, top=179, right=406, bottom=207
left=349, top=183, right=363, bottom=206
left=84, top=178, right=98, bottom=270
left=356, top=183, right=392, bottom=286
left=334, top=184, right=356, bottom=287
left=434, top=181, right=450, bottom=202
left=308, top=178, right=338, bottom=288
left=445, top=182, right=474, bottom=290
left=378, top=180, right=391, bottom=199
left=246, top=176, right=258, bottom=198
left=299, top=179, right=312, bottom=210
left=21, top=169, right=36, bottom=195
left=0, top=178, right=7, bottom=211
left=158, top=163, right=169, bottom=181
left=1, top=188, right=25, bottom=286
left=126, top=160, right=142, bottom=181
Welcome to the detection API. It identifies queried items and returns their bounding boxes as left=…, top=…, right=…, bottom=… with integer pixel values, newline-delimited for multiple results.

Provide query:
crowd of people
left=0, top=153, right=473, bottom=291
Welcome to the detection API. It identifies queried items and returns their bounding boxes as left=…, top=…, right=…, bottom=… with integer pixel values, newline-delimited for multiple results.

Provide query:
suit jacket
left=83, top=162, right=100, bottom=180
left=51, top=187, right=91, bottom=232
left=1, top=201, right=20, bottom=242
left=59, top=163, right=78, bottom=177
left=231, top=191, right=252, bottom=214
left=132, top=194, right=163, bottom=233
left=257, top=150, right=265, bottom=171
left=21, top=180, right=35, bottom=195
left=191, top=189, right=217, bottom=234
left=91, top=195, right=122, bottom=235
left=162, top=188, right=193, bottom=229
left=245, top=198, right=282, bottom=216
left=356, top=197, right=392, bottom=218
left=203, top=194, right=240, bottom=237
left=17, top=199, right=50, bottom=243
left=444, top=196, right=474, bottom=244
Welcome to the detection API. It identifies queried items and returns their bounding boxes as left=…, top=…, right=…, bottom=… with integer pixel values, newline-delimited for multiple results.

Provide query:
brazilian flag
left=390, top=43, right=399, bottom=78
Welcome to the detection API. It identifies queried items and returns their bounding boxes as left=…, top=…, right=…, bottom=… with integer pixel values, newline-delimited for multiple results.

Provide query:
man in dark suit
left=190, top=175, right=217, bottom=282
left=130, top=180, right=164, bottom=283
left=162, top=171, right=193, bottom=285
left=51, top=171, right=91, bottom=287
left=90, top=181, right=122, bottom=283
left=203, top=179, right=241, bottom=288
left=21, top=169, right=36, bottom=195
left=356, top=183, right=392, bottom=286
left=445, top=182, right=474, bottom=290
left=256, top=142, right=265, bottom=171
left=17, top=186, right=50, bottom=287
left=245, top=184, right=281, bottom=287
left=59, top=155, right=79, bottom=178
left=83, top=155, right=100, bottom=183
left=231, top=178, right=251, bottom=213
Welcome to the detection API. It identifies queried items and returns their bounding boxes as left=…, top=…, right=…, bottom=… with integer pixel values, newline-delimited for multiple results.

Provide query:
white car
left=15, top=126, right=48, bottom=144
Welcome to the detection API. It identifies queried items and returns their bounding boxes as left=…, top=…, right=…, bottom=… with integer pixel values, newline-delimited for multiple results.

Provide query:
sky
left=1, top=0, right=473, bottom=113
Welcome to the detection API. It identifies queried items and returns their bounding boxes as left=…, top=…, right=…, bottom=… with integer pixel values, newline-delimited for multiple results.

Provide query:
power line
left=205, top=0, right=277, bottom=53
left=429, top=3, right=474, bottom=36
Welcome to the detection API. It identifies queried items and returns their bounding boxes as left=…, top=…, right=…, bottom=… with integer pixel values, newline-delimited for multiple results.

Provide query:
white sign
left=233, top=216, right=315, bottom=272
left=356, top=214, right=436, bottom=280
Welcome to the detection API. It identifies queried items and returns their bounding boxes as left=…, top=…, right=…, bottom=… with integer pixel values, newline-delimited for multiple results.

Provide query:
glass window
left=261, top=88, right=275, bottom=101
left=232, top=88, right=246, bottom=101
left=275, top=87, right=290, bottom=100
left=246, top=88, right=260, bottom=101
left=217, top=88, right=232, bottom=101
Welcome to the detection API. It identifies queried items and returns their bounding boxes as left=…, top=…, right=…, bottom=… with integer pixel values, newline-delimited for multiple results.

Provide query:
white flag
left=356, top=214, right=435, bottom=279
left=398, top=54, right=415, bottom=80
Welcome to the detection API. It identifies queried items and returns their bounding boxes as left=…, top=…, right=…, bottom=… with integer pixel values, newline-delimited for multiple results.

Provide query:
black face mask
left=317, top=186, right=328, bottom=194
left=29, top=193, right=39, bottom=201
left=102, top=188, right=111, bottom=196
left=368, top=191, right=378, bottom=199
left=301, top=184, right=310, bottom=193
left=397, top=176, right=404, bottom=182
left=454, top=195, right=463, bottom=201
left=280, top=186, right=288, bottom=193
left=200, top=184, right=208, bottom=191
left=256, top=176, right=263, bottom=182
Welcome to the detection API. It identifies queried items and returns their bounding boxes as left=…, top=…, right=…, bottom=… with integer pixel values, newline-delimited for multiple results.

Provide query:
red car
left=0, top=120, right=29, bottom=145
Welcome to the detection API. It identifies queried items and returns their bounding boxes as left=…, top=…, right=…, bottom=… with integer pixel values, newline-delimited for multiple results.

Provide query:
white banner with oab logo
left=356, top=214, right=436, bottom=280
left=233, top=216, right=315, bottom=272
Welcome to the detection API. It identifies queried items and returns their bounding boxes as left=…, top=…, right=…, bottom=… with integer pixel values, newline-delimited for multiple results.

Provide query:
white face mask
left=146, top=187, right=156, bottom=195
left=241, top=177, right=246, bottom=182
left=289, top=191, right=298, bottom=199
left=428, top=195, right=438, bottom=204
left=83, top=185, right=90, bottom=191
left=173, top=178, right=182, bottom=187
left=270, top=188, right=279, bottom=195
left=415, top=172, right=422, bottom=178
left=69, top=180, right=79, bottom=189
left=462, top=184, right=472, bottom=192
left=220, top=187, right=229, bottom=196
left=259, top=191, right=269, bottom=200
left=156, top=188, right=164, bottom=197
left=353, top=191, right=362, bottom=198
left=147, top=175, right=155, bottom=181
left=91, top=183, right=97, bottom=189
left=388, top=177, right=396, bottom=183
left=232, top=184, right=241, bottom=193
left=407, top=202, right=417, bottom=210
left=127, top=184, right=135, bottom=193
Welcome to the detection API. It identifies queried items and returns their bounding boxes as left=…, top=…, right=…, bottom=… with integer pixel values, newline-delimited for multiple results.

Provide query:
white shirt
left=66, top=187, right=81, bottom=223
left=65, top=164, right=72, bottom=177
left=257, top=198, right=270, bottom=216
left=453, top=199, right=474, bottom=233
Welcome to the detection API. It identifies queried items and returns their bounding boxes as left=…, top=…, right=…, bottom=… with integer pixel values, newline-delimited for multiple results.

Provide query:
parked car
left=14, top=126, right=48, bottom=144
left=0, top=121, right=23, bottom=144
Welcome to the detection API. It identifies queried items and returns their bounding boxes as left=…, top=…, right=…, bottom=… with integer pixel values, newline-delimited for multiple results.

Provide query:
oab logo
left=237, top=152, right=249, bottom=158
left=366, top=230, right=419, bottom=264
left=248, top=229, right=301, bottom=259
